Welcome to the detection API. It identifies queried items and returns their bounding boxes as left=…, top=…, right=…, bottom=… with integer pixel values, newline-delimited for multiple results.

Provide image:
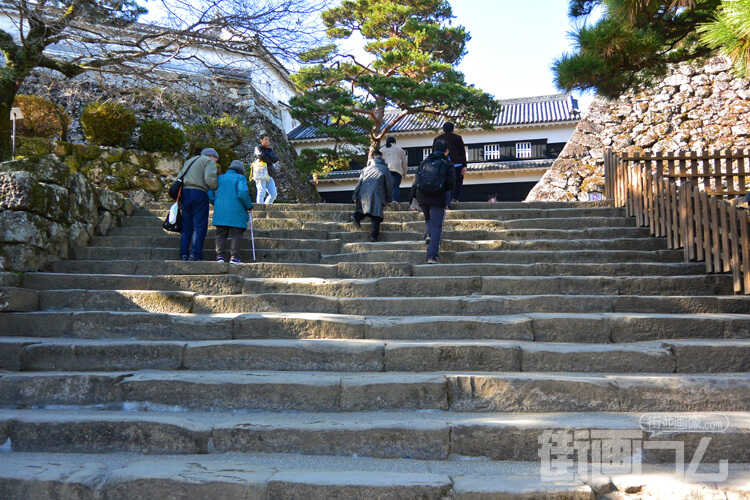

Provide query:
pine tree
left=554, top=0, right=722, bottom=98
left=289, top=0, right=497, bottom=169
left=699, top=0, right=750, bottom=79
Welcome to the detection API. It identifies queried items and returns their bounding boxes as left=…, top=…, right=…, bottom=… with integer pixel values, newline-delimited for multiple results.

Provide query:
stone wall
left=20, top=70, right=319, bottom=203
left=0, top=155, right=134, bottom=272
left=527, top=57, right=750, bottom=201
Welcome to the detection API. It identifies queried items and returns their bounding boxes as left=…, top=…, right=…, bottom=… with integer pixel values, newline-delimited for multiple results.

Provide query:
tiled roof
left=314, top=159, right=554, bottom=183
left=289, top=94, right=580, bottom=141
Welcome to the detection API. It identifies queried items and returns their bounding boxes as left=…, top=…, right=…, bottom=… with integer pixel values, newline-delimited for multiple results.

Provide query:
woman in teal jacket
left=208, top=160, right=254, bottom=264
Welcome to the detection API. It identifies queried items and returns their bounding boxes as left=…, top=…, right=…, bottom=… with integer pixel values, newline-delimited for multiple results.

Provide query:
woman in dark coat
left=351, top=150, right=393, bottom=242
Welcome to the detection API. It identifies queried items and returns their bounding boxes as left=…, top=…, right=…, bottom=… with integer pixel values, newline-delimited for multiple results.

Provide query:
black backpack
left=416, top=155, right=447, bottom=195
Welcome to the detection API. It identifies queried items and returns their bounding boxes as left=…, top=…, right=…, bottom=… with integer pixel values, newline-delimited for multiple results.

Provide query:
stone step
left=4, top=337, right=750, bottom=373
left=3, top=311, right=746, bottom=344
left=141, top=200, right=616, bottom=211
left=22, top=273, right=733, bottom=297
left=1, top=409, right=747, bottom=464
left=33, top=289, right=750, bottom=315
left=70, top=246, right=684, bottom=265
left=341, top=238, right=668, bottom=252
left=9, top=309, right=750, bottom=342
left=88, top=235, right=665, bottom=253
left=1, top=451, right=747, bottom=500
left=48, top=259, right=711, bottom=278
left=105, top=225, right=653, bottom=241
left=119, top=215, right=638, bottom=231
left=319, top=249, right=684, bottom=265
left=1, top=370, right=749, bottom=412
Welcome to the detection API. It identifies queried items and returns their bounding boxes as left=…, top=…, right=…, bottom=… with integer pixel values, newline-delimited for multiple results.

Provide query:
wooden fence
left=604, top=149, right=750, bottom=294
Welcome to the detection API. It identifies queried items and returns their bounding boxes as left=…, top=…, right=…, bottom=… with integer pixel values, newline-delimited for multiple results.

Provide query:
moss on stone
left=74, top=144, right=104, bottom=161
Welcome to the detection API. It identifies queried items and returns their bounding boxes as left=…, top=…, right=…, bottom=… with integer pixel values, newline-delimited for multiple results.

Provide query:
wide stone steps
left=4, top=311, right=746, bottom=343
left=3, top=337, right=749, bottom=373
left=1, top=409, right=748, bottom=463
left=5, top=199, right=748, bottom=496
left=2, top=370, right=750, bottom=412
left=5, top=451, right=747, bottom=500
left=48, top=260, right=712, bottom=278
left=22, top=273, right=732, bottom=297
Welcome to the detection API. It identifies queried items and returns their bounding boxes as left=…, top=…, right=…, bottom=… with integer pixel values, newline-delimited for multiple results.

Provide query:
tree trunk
left=368, top=105, right=385, bottom=159
left=0, top=80, right=21, bottom=161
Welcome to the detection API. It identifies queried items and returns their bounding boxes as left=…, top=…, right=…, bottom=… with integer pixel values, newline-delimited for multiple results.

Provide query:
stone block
left=213, top=420, right=449, bottom=459
left=453, top=475, right=594, bottom=500
left=9, top=415, right=210, bottom=454
left=100, top=461, right=270, bottom=500
left=233, top=313, right=365, bottom=340
left=0, top=339, right=38, bottom=370
left=265, top=471, right=452, bottom=500
left=0, top=459, right=104, bottom=500
left=340, top=374, right=448, bottom=410
left=193, top=294, right=337, bottom=315
left=448, top=374, right=621, bottom=412
left=0, top=287, right=39, bottom=312
left=520, top=343, right=674, bottom=373
left=531, top=314, right=611, bottom=343
left=609, top=313, right=725, bottom=342
left=118, top=371, right=341, bottom=411
left=385, top=341, right=521, bottom=371
left=339, top=297, right=462, bottom=316
left=0, top=373, right=123, bottom=406
left=184, top=339, right=383, bottom=371
left=616, top=375, right=750, bottom=411
left=365, top=315, right=534, bottom=341
left=21, top=341, right=185, bottom=371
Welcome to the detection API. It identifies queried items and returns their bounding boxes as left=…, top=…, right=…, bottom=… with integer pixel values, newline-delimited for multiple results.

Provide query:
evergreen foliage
left=289, top=0, right=497, bottom=165
left=554, top=0, right=723, bottom=98
left=185, top=116, right=249, bottom=172
left=81, top=102, right=137, bottom=147
left=138, top=120, right=186, bottom=154
left=699, top=0, right=750, bottom=79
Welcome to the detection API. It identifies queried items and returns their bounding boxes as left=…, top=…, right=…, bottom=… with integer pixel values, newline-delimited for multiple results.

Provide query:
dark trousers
left=215, top=226, right=245, bottom=259
left=452, top=165, right=465, bottom=201
left=420, top=204, right=445, bottom=259
left=180, top=188, right=209, bottom=260
left=353, top=211, right=383, bottom=240
left=391, top=171, right=402, bottom=202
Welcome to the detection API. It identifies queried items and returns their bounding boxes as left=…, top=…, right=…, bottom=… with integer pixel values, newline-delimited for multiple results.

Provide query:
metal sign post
left=10, top=107, right=23, bottom=159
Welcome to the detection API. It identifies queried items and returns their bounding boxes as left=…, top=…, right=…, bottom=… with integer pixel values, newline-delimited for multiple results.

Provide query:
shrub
left=13, top=95, right=70, bottom=139
left=80, top=102, right=136, bottom=147
left=138, top=120, right=186, bottom=154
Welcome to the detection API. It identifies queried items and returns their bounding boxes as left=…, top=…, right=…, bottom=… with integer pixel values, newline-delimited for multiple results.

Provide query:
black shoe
left=350, top=215, right=361, bottom=229
left=188, top=255, right=198, bottom=261
left=369, top=235, right=377, bottom=242
left=424, top=233, right=431, bottom=245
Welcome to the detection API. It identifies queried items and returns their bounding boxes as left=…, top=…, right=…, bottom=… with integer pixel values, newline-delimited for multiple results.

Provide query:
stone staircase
left=1, top=201, right=749, bottom=499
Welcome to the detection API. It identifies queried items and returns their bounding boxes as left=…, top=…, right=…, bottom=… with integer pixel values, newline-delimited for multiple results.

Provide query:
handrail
left=604, top=149, right=750, bottom=294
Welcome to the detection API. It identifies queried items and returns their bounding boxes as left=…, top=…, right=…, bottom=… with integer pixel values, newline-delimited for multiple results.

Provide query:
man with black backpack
left=408, top=138, right=455, bottom=264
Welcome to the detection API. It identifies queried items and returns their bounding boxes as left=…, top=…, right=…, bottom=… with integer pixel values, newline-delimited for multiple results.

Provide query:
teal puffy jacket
left=207, top=169, right=254, bottom=228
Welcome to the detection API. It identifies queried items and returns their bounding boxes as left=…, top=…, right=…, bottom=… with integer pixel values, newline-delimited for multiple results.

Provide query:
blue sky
left=450, top=0, right=596, bottom=110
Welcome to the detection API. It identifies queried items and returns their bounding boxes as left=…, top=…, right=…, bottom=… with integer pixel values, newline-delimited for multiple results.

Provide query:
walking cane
left=249, top=211, right=256, bottom=262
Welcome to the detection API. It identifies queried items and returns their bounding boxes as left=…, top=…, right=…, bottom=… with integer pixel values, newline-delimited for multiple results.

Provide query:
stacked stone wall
left=0, top=155, right=134, bottom=272
left=527, top=57, right=750, bottom=201
left=20, top=70, right=318, bottom=203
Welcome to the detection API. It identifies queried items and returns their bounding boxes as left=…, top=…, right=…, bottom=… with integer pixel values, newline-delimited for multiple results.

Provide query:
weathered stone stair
left=1, top=201, right=749, bottom=498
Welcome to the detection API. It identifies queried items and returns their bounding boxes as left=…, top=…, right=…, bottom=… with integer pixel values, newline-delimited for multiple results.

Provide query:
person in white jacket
left=380, top=136, right=407, bottom=206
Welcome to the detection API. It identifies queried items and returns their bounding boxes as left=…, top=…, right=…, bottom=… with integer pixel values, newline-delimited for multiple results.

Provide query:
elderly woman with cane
left=208, top=160, right=254, bottom=264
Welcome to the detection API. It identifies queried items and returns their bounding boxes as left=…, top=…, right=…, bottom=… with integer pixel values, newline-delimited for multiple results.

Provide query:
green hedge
left=138, top=120, right=186, bottom=154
